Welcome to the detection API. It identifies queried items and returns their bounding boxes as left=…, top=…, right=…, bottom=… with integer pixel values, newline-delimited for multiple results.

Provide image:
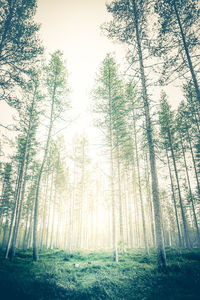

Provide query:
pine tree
left=33, top=50, right=69, bottom=261
left=176, top=103, right=200, bottom=246
left=104, top=0, right=166, bottom=269
left=0, top=0, right=43, bottom=107
left=5, top=69, right=42, bottom=259
left=159, top=92, right=191, bottom=248
left=125, top=81, right=150, bottom=255
left=154, top=0, right=200, bottom=105
left=0, top=163, right=14, bottom=248
left=93, top=53, right=123, bottom=262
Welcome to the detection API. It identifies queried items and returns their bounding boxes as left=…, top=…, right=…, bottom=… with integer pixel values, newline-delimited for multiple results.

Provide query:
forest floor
left=0, top=248, right=200, bottom=300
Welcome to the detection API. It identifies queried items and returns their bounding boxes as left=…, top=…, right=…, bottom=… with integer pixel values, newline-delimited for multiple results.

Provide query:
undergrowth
left=0, top=248, right=200, bottom=299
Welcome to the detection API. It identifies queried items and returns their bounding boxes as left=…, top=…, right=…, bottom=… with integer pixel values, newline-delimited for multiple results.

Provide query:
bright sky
left=0, top=0, right=182, bottom=159
left=35, top=0, right=126, bottom=148
left=36, top=0, right=182, bottom=136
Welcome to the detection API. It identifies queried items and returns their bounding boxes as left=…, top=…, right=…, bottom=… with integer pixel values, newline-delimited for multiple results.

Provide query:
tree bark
left=166, top=150, right=182, bottom=247
left=144, top=152, right=156, bottom=247
left=180, top=136, right=200, bottom=246
left=167, top=128, right=191, bottom=248
left=130, top=0, right=166, bottom=269
left=132, top=164, right=140, bottom=248
left=45, top=170, right=54, bottom=248
left=186, top=129, right=200, bottom=199
left=33, top=81, right=56, bottom=261
left=126, top=170, right=134, bottom=248
left=108, top=66, right=118, bottom=262
left=9, top=158, right=28, bottom=260
left=116, top=144, right=124, bottom=247
left=40, top=175, right=49, bottom=249
left=5, top=83, right=37, bottom=259
left=133, top=111, right=149, bottom=255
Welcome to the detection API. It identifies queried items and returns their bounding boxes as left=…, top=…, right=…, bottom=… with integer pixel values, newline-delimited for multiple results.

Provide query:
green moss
left=0, top=248, right=200, bottom=299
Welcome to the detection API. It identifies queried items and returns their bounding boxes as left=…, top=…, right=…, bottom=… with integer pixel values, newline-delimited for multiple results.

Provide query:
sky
left=35, top=0, right=183, bottom=150
left=0, top=0, right=182, bottom=158
left=35, top=0, right=126, bottom=148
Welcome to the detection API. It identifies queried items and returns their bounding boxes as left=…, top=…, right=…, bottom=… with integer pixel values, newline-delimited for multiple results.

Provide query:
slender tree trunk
left=80, top=141, right=85, bottom=249
left=95, top=176, right=100, bottom=248
left=180, top=136, right=200, bottom=246
left=190, top=107, right=200, bottom=134
left=130, top=0, right=166, bottom=269
left=132, top=165, right=140, bottom=248
left=40, top=175, right=49, bottom=249
left=23, top=204, right=30, bottom=250
left=0, top=177, right=6, bottom=227
left=33, top=81, right=56, bottom=261
left=9, top=154, right=29, bottom=259
left=124, top=179, right=129, bottom=247
left=108, top=67, right=118, bottom=262
left=46, top=170, right=54, bottom=248
left=5, top=167, right=22, bottom=258
left=63, top=201, right=69, bottom=250
left=116, top=144, right=124, bottom=247
left=56, top=206, right=60, bottom=248
left=69, top=161, right=76, bottom=253
left=144, top=152, right=156, bottom=247
left=186, top=129, right=200, bottom=199
left=27, top=199, right=35, bottom=249
left=167, top=129, right=191, bottom=248
left=133, top=112, right=149, bottom=255
left=166, top=150, right=182, bottom=247
left=126, top=170, right=134, bottom=248
left=50, top=190, right=57, bottom=249
left=68, top=192, right=74, bottom=253
left=6, top=85, right=37, bottom=259
left=110, top=146, right=118, bottom=262
left=1, top=217, right=8, bottom=249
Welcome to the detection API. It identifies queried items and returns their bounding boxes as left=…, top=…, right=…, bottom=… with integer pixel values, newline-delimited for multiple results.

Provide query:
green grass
left=0, top=247, right=200, bottom=299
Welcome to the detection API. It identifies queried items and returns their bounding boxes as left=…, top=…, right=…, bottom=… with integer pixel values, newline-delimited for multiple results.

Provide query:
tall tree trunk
left=45, top=170, right=54, bottom=248
left=23, top=204, right=30, bottom=250
left=180, top=136, right=200, bottom=246
left=55, top=205, right=60, bottom=248
left=110, top=145, right=118, bottom=262
left=116, top=144, right=124, bottom=247
left=27, top=199, right=35, bottom=249
left=130, top=0, right=166, bottom=269
left=132, top=164, right=140, bottom=248
left=5, top=167, right=22, bottom=258
left=186, top=129, right=200, bottom=199
left=5, top=84, right=37, bottom=259
left=167, top=129, right=191, bottom=248
left=1, top=217, right=8, bottom=249
left=166, top=150, right=182, bottom=247
left=133, top=112, right=149, bottom=255
left=126, top=170, right=134, bottom=248
left=33, top=81, right=56, bottom=261
left=108, top=67, right=118, bottom=262
left=144, top=152, right=156, bottom=247
left=50, top=190, right=57, bottom=249
left=69, top=161, right=76, bottom=253
left=9, top=153, right=29, bottom=259
left=40, top=175, right=49, bottom=249
left=79, top=140, right=85, bottom=249
left=189, top=106, right=200, bottom=134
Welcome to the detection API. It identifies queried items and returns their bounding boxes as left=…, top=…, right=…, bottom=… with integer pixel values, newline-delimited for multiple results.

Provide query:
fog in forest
left=0, top=1, right=200, bottom=299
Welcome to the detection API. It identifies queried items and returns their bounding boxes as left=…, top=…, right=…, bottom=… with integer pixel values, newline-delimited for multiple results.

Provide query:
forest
left=0, top=0, right=200, bottom=299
